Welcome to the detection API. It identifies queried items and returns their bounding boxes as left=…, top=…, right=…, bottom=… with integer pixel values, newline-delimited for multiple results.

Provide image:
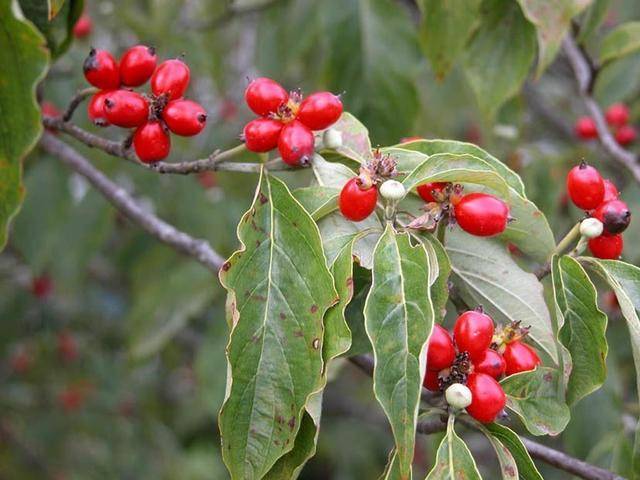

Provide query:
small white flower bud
left=322, top=128, right=343, bottom=149
left=445, top=383, right=472, bottom=410
left=379, top=180, right=406, bottom=201
left=580, top=218, right=604, bottom=239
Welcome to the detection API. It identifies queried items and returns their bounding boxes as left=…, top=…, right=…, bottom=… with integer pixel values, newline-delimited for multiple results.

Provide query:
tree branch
left=348, top=354, right=623, bottom=480
left=62, top=87, right=97, bottom=121
left=42, top=116, right=297, bottom=174
left=562, top=35, right=640, bottom=183
left=39, top=133, right=225, bottom=273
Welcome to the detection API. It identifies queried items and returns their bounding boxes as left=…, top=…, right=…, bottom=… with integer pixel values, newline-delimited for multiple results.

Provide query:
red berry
left=41, top=101, right=60, bottom=118
left=339, top=178, right=378, bottom=222
left=72, top=13, right=92, bottom=38
left=244, top=77, right=289, bottom=116
left=465, top=372, right=506, bottom=423
left=615, top=125, right=637, bottom=146
left=197, top=171, right=217, bottom=190
left=58, top=387, right=85, bottom=413
left=162, top=100, right=207, bottom=136
left=83, top=48, right=119, bottom=90
left=278, top=120, right=315, bottom=165
left=426, top=324, right=456, bottom=372
left=57, top=331, right=79, bottom=363
left=566, top=162, right=604, bottom=210
left=453, top=193, right=509, bottom=237
left=87, top=90, right=111, bottom=126
left=243, top=118, right=283, bottom=152
left=588, top=234, right=623, bottom=259
left=133, top=121, right=171, bottom=163
left=423, top=369, right=440, bottom=391
left=473, top=349, right=506, bottom=380
left=574, top=116, right=598, bottom=140
left=119, top=45, right=157, bottom=87
left=31, top=274, right=53, bottom=298
left=602, top=179, right=619, bottom=203
left=297, top=92, right=343, bottom=130
left=9, top=346, right=32, bottom=374
left=592, top=199, right=631, bottom=235
left=151, top=59, right=190, bottom=100
left=103, top=90, right=149, bottom=128
left=503, top=341, right=541, bottom=376
left=416, top=182, right=447, bottom=203
left=605, top=103, right=630, bottom=128
left=453, top=309, right=494, bottom=360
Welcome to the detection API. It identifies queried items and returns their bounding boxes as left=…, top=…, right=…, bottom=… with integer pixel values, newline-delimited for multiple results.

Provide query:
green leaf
left=318, top=212, right=381, bottom=270
left=364, top=225, right=434, bottom=478
left=552, top=255, right=607, bottom=405
left=501, top=367, right=570, bottom=436
left=402, top=152, right=511, bottom=199
left=446, top=229, right=557, bottom=363
left=426, top=415, right=482, bottom=479
left=594, top=51, right=640, bottom=106
left=311, top=153, right=356, bottom=188
left=293, top=186, right=340, bottom=220
left=418, top=0, right=482, bottom=79
left=416, top=233, right=451, bottom=323
left=380, top=147, right=431, bottom=173
left=396, top=138, right=525, bottom=196
left=600, top=21, right=640, bottom=64
left=218, top=171, right=337, bottom=480
left=462, top=0, right=536, bottom=118
left=321, top=0, right=421, bottom=144
left=19, top=0, right=83, bottom=59
left=475, top=422, right=520, bottom=479
left=484, top=423, right=543, bottom=480
left=323, top=112, right=372, bottom=164
left=515, top=0, right=592, bottom=75
left=0, top=2, right=49, bottom=251
left=577, top=0, right=611, bottom=42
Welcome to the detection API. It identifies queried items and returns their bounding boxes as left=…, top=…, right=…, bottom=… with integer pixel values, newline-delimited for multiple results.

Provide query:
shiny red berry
left=278, top=120, right=315, bottom=165
left=503, top=341, right=541, bottom=376
left=297, top=92, right=343, bottom=130
left=245, top=77, right=289, bottom=116
left=243, top=118, right=283, bottom=152
left=592, top=199, right=631, bottom=235
left=566, top=162, right=604, bottom=210
left=423, top=369, right=440, bottom=391
left=416, top=182, right=447, bottom=203
left=73, top=13, right=92, bottom=38
left=588, top=234, right=623, bottom=259
left=151, top=59, right=190, bottom=100
left=103, top=90, right=149, bottom=128
left=339, top=177, right=378, bottom=221
left=87, top=90, right=111, bottom=126
left=605, top=103, right=630, bottom=128
left=162, top=99, right=207, bottom=136
left=602, top=179, right=619, bottom=203
left=615, top=125, right=637, bottom=146
left=574, top=116, right=598, bottom=140
left=453, top=193, right=509, bottom=237
left=133, top=121, right=171, bottom=163
left=453, top=309, right=494, bottom=360
left=426, top=324, right=456, bottom=372
left=473, top=349, right=506, bottom=380
left=83, top=48, right=119, bottom=90
left=57, top=331, right=79, bottom=363
left=31, top=274, right=53, bottom=298
left=119, top=45, right=157, bottom=87
left=465, top=372, right=506, bottom=423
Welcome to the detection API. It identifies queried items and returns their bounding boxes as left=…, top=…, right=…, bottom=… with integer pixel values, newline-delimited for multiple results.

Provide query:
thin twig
left=42, top=116, right=297, bottom=173
left=39, top=133, right=225, bottom=273
left=562, top=35, right=640, bottom=183
left=62, top=87, right=97, bottom=121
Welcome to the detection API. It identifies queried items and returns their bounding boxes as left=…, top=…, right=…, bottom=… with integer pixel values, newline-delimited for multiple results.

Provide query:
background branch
left=39, top=133, right=225, bottom=273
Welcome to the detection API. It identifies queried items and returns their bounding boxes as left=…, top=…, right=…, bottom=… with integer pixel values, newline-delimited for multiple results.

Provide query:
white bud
left=445, top=383, right=472, bottom=410
left=580, top=218, right=604, bottom=239
left=322, top=128, right=343, bottom=149
left=379, top=180, right=406, bottom=201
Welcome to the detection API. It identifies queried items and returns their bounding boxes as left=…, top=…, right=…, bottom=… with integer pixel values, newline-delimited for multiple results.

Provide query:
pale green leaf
left=318, top=212, right=382, bottom=270
left=365, top=225, right=434, bottom=478
left=218, top=171, right=337, bottom=480
left=426, top=415, right=482, bottom=480
left=293, top=186, right=340, bottom=220
left=416, top=233, right=451, bottom=323
left=601, top=21, right=640, bottom=64
left=484, top=423, right=543, bottom=480
left=577, top=0, right=610, bottom=42
left=323, top=112, right=372, bottom=164
left=475, top=422, right=519, bottom=479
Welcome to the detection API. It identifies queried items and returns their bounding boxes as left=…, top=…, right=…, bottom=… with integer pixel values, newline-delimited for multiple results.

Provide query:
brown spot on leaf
left=254, top=294, right=267, bottom=302
left=288, top=416, right=296, bottom=431
left=312, top=338, right=320, bottom=349
left=256, top=239, right=261, bottom=247
left=251, top=334, right=261, bottom=343
left=280, top=312, right=286, bottom=320
left=293, top=330, right=304, bottom=337
left=310, top=304, right=318, bottom=313
left=249, top=428, right=258, bottom=437
left=274, top=440, right=280, bottom=446
left=346, top=277, right=353, bottom=287
left=543, top=372, right=553, bottom=382
left=276, top=415, right=284, bottom=424
left=259, top=193, right=268, bottom=204
left=221, top=262, right=231, bottom=272
left=505, top=466, right=516, bottom=477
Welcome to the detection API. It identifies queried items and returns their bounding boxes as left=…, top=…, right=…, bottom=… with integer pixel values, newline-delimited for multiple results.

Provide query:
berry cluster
left=566, top=162, right=631, bottom=259
left=575, top=103, right=636, bottom=146
left=424, top=308, right=541, bottom=423
left=242, top=78, right=343, bottom=165
left=416, top=182, right=510, bottom=237
left=73, top=11, right=92, bottom=38
left=83, top=46, right=207, bottom=163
